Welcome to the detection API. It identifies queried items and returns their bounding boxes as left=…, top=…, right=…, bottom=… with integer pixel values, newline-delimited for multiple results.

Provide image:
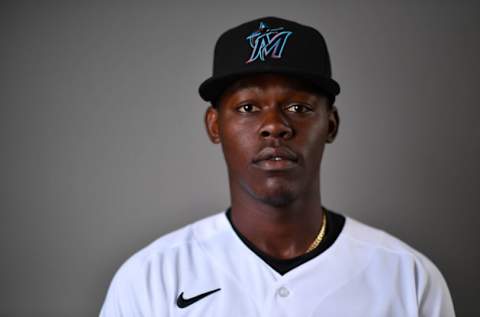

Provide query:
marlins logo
left=245, top=22, right=293, bottom=63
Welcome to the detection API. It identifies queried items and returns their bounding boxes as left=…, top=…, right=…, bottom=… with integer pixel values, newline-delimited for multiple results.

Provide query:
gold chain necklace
left=305, top=211, right=327, bottom=253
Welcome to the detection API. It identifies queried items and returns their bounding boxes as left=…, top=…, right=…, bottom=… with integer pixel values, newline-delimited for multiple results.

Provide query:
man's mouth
left=252, top=147, right=299, bottom=171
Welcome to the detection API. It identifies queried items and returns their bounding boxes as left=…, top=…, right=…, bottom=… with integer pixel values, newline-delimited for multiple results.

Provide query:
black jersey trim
left=225, top=207, right=346, bottom=275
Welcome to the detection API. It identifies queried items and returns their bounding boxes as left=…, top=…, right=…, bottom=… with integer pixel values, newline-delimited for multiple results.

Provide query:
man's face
left=205, top=74, right=339, bottom=206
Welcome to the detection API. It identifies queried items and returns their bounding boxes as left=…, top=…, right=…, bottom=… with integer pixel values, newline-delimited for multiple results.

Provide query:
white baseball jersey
left=100, top=211, right=455, bottom=316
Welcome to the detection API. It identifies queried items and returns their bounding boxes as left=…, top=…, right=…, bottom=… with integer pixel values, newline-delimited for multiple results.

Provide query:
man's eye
left=286, top=104, right=312, bottom=113
left=237, top=104, right=259, bottom=113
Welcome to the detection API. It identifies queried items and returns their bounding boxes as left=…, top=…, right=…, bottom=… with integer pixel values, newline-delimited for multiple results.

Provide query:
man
left=100, top=16, right=455, bottom=316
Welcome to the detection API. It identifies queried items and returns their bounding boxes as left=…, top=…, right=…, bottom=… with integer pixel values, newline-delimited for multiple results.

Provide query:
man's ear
left=205, top=106, right=221, bottom=144
left=326, top=105, right=339, bottom=143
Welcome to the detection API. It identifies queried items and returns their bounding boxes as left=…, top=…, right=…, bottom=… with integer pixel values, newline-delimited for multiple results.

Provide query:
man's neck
left=229, top=187, right=324, bottom=260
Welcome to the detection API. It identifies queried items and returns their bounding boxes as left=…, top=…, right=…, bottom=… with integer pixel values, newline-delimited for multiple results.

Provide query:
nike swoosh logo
left=176, top=288, right=221, bottom=308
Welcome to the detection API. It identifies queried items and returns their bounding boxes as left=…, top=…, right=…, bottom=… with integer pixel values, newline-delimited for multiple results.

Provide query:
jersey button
left=277, top=286, right=290, bottom=298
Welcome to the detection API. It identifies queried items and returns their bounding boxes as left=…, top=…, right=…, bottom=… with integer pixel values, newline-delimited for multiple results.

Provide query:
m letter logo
left=245, top=22, right=293, bottom=63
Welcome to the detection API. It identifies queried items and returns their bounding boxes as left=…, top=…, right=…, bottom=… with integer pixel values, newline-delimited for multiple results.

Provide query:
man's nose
left=259, top=108, right=294, bottom=140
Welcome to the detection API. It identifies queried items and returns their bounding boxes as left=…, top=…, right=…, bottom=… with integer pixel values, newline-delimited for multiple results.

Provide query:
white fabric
left=100, top=211, right=455, bottom=317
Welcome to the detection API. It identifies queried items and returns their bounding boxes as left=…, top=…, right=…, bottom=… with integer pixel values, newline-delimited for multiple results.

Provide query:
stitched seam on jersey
left=192, top=214, right=263, bottom=315
left=307, top=246, right=377, bottom=315
left=139, top=212, right=229, bottom=262
left=130, top=227, right=199, bottom=269
left=343, top=231, right=418, bottom=259
left=193, top=235, right=262, bottom=314
left=344, top=218, right=420, bottom=258
left=136, top=212, right=228, bottom=265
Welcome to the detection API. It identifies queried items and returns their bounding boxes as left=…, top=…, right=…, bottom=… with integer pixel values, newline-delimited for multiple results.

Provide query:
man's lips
left=252, top=146, right=299, bottom=163
left=252, top=147, right=299, bottom=171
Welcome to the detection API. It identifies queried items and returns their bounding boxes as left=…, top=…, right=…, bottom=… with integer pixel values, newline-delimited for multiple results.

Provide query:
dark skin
left=205, top=73, right=339, bottom=259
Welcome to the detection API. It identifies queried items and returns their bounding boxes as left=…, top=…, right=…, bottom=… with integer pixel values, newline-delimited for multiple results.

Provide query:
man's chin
left=249, top=184, right=299, bottom=207
left=258, top=193, right=296, bottom=207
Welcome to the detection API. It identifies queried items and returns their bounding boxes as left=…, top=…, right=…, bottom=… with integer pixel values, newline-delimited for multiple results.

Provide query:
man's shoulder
left=340, top=215, right=455, bottom=315
left=344, top=216, right=425, bottom=257
left=112, top=211, right=228, bottom=277
left=342, top=215, right=444, bottom=278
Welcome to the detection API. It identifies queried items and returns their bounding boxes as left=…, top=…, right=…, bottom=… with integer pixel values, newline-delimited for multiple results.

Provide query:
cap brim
left=199, top=68, right=340, bottom=104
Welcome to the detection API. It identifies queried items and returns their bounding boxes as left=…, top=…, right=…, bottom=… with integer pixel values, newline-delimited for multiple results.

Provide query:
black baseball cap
left=199, top=16, right=340, bottom=105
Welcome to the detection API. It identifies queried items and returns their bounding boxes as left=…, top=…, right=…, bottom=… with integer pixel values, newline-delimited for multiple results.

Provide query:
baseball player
left=100, top=17, right=455, bottom=316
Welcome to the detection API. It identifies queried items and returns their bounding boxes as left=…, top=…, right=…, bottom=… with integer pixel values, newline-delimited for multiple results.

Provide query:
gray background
left=1, top=1, right=479, bottom=316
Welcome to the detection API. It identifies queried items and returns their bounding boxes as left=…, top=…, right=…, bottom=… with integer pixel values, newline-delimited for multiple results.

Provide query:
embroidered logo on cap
left=245, top=22, right=293, bottom=63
